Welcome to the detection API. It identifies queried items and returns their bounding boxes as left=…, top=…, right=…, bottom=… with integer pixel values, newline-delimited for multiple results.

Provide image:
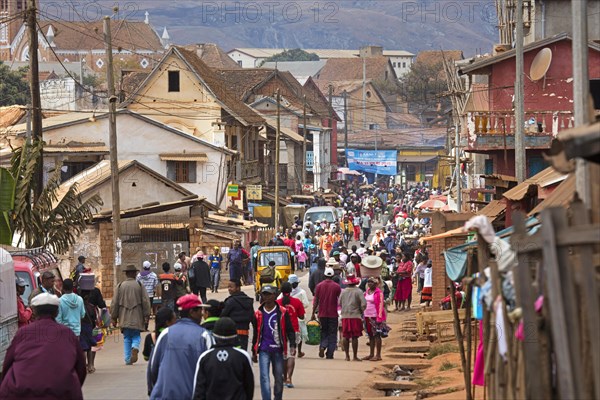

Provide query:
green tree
left=0, top=62, right=30, bottom=106
left=262, top=49, right=320, bottom=65
left=399, top=60, right=450, bottom=111
left=0, top=140, right=102, bottom=253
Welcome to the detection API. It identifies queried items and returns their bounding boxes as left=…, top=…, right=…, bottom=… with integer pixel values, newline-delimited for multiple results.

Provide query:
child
left=143, top=307, right=176, bottom=362
left=201, top=299, right=223, bottom=332
left=296, top=247, right=308, bottom=272
left=420, top=260, right=432, bottom=307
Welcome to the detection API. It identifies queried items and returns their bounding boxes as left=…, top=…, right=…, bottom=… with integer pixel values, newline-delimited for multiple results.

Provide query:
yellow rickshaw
left=254, top=246, right=293, bottom=301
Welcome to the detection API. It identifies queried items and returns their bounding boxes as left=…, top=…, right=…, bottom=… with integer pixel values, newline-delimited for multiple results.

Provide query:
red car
left=11, top=248, right=63, bottom=306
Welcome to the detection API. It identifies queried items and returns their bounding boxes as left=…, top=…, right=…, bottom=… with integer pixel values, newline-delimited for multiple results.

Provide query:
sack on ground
left=259, top=266, right=276, bottom=284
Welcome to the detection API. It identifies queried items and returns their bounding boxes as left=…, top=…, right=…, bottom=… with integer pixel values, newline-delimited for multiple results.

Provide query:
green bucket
left=306, top=319, right=321, bottom=345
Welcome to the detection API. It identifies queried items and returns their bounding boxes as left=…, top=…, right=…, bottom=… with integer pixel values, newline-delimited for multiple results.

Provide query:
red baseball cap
left=176, top=294, right=209, bottom=311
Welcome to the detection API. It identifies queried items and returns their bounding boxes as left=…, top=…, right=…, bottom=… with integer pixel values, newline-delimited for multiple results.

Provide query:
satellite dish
left=530, top=48, right=552, bottom=81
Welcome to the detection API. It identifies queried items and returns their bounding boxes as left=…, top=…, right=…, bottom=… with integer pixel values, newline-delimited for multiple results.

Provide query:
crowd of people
left=2, top=181, right=453, bottom=400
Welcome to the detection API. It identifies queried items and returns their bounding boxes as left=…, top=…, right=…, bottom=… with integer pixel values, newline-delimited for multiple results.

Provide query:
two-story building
left=122, top=46, right=266, bottom=191
left=458, top=33, right=600, bottom=178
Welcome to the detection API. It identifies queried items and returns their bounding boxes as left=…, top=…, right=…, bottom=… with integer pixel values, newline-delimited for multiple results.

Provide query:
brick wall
left=429, top=212, right=474, bottom=309
left=99, top=222, right=115, bottom=299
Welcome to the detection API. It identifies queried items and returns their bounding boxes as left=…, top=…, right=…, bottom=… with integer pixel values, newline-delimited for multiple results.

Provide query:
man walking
left=339, top=275, right=366, bottom=361
left=227, top=240, right=244, bottom=282
left=56, top=279, right=85, bottom=337
left=0, top=293, right=87, bottom=399
left=312, top=267, right=342, bottom=359
left=361, top=211, right=372, bottom=241
left=208, top=247, right=223, bottom=293
left=111, top=265, right=151, bottom=365
left=137, top=261, right=159, bottom=329
left=252, top=285, right=296, bottom=400
left=192, top=317, right=254, bottom=400
left=148, top=294, right=213, bottom=399
left=189, top=252, right=211, bottom=303
left=221, top=279, right=256, bottom=352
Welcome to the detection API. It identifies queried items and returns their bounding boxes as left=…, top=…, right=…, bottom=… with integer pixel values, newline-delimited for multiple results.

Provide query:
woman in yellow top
left=341, top=218, right=354, bottom=246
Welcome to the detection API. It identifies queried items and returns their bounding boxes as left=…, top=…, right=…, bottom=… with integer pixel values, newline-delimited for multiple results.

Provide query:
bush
left=426, top=343, right=458, bottom=359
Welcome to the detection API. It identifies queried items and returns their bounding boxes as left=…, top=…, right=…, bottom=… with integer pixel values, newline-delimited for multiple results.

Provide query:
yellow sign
left=253, top=206, right=272, bottom=218
left=247, top=185, right=262, bottom=200
left=227, top=184, right=239, bottom=197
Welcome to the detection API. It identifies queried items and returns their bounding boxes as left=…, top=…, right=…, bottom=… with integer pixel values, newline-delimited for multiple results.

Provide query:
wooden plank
left=540, top=208, right=577, bottom=399
left=571, top=201, right=600, bottom=400
left=514, top=225, right=600, bottom=254
left=371, top=380, right=418, bottom=390
left=510, top=212, right=550, bottom=399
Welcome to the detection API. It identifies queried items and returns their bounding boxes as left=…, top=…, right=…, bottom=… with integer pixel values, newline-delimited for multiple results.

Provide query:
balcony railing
left=467, top=111, right=574, bottom=137
left=241, top=160, right=260, bottom=181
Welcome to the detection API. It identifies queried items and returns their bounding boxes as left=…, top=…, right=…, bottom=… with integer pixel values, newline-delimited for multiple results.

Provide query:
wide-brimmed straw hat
left=361, top=255, right=383, bottom=269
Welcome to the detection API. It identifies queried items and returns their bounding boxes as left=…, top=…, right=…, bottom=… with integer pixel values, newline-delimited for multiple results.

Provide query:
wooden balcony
left=464, top=111, right=574, bottom=151
left=241, top=159, right=261, bottom=181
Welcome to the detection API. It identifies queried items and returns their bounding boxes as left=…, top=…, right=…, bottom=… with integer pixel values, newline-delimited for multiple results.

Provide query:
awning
left=159, top=153, right=208, bottom=162
left=503, top=167, right=566, bottom=201
left=528, top=175, right=575, bottom=216
left=44, top=145, right=109, bottom=154
left=397, top=155, right=437, bottom=163
left=477, top=199, right=507, bottom=221
left=263, top=117, right=308, bottom=143
left=337, top=167, right=362, bottom=176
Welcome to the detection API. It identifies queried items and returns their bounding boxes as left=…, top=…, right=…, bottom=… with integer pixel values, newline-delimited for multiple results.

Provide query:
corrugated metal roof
left=397, top=155, right=437, bottom=163
left=159, top=153, right=208, bottom=162
left=5, top=112, right=97, bottom=134
left=262, top=116, right=307, bottom=144
left=503, top=167, right=567, bottom=201
left=528, top=175, right=576, bottom=216
left=477, top=199, right=507, bottom=220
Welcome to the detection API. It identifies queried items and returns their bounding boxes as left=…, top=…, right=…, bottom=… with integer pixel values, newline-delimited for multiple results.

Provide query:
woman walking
left=80, top=291, right=98, bottom=373
left=276, top=282, right=304, bottom=388
left=363, top=277, right=386, bottom=361
left=393, top=253, right=413, bottom=311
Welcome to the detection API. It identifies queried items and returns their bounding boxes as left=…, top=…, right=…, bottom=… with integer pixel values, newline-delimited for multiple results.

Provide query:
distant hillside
left=38, top=0, right=497, bottom=55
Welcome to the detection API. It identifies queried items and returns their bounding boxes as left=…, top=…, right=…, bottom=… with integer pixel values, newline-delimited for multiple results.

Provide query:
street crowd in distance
left=2, top=181, right=468, bottom=400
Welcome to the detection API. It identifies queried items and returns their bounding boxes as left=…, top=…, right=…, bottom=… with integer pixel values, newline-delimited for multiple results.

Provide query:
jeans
left=230, top=264, right=242, bottom=281
left=198, top=287, right=207, bottom=303
left=319, top=317, right=339, bottom=358
left=210, top=268, right=220, bottom=291
left=362, top=228, right=371, bottom=241
left=122, top=328, right=141, bottom=363
left=162, top=298, right=175, bottom=312
left=259, top=350, right=285, bottom=400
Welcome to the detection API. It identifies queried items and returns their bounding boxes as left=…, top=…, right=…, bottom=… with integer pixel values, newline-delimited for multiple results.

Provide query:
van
left=0, top=248, right=17, bottom=378
left=303, top=206, right=339, bottom=225
left=10, top=248, right=62, bottom=306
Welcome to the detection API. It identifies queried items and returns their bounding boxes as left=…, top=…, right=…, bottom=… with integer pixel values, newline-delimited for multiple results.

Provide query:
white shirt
left=424, top=267, right=433, bottom=287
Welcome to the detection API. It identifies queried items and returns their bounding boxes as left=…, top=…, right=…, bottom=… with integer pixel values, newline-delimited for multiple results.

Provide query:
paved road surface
left=82, top=270, right=375, bottom=400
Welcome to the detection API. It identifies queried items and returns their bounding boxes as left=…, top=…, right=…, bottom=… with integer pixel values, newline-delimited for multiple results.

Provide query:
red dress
left=394, top=260, right=413, bottom=301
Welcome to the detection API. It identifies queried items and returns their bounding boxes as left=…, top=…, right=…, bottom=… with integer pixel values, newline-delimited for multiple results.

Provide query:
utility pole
left=274, top=89, right=281, bottom=231
left=572, top=0, right=591, bottom=208
left=328, top=84, right=334, bottom=183
left=362, top=57, right=367, bottom=129
left=455, top=123, right=462, bottom=212
left=27, top=0, right=43, bottom=201
left=343, top=90, right=348, bottom=166
left=515, top=0, right=526, bottom=183
left=302, top=95, right=307, bottom=187
left=104, top=16, right=121, bottom=291
left=79, top=58, right=84, bottom=108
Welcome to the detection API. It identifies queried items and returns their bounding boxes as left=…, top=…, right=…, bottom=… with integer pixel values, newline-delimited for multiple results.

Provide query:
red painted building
left=459, top=33, right=600, bottom=178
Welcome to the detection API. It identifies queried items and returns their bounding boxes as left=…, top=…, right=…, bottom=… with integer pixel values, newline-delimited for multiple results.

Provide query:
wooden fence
left=451, top=199, right=600, bottom=400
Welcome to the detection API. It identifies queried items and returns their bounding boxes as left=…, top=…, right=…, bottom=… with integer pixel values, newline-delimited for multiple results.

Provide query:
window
left=237, top=60, right=242, bottom=67
left=405, top=164, right=417, bottom=181
left=385, top=71, right=388, bottom=80
left=61, top=161, right=95, bottom=182
left=402, top=62, right=406, bottom=68
left=168, top=70, right=180, bottom=92
left=590, top=79, right=600, bottom=109
left=392, top=62, right=396, bottom=67
left=167, top=161, right=196, bottom=183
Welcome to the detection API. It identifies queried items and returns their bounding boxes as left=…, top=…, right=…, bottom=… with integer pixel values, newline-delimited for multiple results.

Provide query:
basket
left=306, top=319, right=321, bottom=345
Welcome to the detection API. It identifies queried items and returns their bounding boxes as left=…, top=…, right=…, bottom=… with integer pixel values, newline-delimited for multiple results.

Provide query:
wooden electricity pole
left=274, top=89, right=281, bottom=231
left=302, top=95, right=307, bottom=187
left=343, top=90, right=348, bottom=166
left=27, top=0, right=43, bottom=200
left=104, top=16, right=121, bottom=290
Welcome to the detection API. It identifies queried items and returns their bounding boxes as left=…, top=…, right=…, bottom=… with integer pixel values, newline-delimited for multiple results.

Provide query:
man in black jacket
left=308, top=258, right=327, bottom=296
left=221, top=279, right=256, bottom=352
left=192, top=317, right=254, bottom=400
left=190, top=252, right=211, bottom=303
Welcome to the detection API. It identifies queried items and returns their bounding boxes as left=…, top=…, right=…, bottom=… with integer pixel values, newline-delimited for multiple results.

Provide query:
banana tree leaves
left=0, top=167, right=15, bottom=245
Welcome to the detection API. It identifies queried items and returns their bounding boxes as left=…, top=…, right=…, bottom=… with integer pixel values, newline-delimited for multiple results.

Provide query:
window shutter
left=188, top=161, right=197, bottom=183
left=166, top=161, right=176, bottom=181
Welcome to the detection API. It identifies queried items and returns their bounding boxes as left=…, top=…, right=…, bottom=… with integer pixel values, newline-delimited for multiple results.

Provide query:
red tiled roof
left=39, top=20, right=163, bottom=51
left=415, top=50, right=464, bottom=67
left=315, top=56, right=394, bottom=82
left=184, top=43, right=241, bottom=69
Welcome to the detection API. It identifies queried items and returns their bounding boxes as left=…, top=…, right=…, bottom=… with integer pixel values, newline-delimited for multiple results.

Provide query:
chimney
left=359, top=45, right=383, bottom=58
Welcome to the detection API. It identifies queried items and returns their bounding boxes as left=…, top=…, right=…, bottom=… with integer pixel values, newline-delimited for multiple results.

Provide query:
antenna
left=530, top=47, right=552, bottom=82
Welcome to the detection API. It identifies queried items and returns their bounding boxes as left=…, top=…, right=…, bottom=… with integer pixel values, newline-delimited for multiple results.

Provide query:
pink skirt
left=394, top=278, right=412, bottom=301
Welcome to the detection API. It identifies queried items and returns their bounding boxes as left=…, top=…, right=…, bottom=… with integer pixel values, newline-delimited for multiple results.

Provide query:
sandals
left=362, top=355, right=373, bottom=361
left=370, top=357, right=382, bottom=361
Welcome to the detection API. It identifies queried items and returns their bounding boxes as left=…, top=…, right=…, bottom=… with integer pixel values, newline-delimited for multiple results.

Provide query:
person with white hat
left=137, top=261, right=159, bottom=325
left=0, top=293, right=87, bottom=399
left=311, top=266, right=342, bottom=359
left=15, top=276, right=32, bottom=328
left=278, top=274, right=309, bottom=358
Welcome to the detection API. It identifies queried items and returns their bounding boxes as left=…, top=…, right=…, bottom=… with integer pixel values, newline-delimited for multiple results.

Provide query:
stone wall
left=99, top=222, right=115, bottom=298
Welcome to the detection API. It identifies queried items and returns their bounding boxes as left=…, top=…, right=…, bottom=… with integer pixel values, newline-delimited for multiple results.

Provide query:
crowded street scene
left=1, top=0, right=599, bottom=399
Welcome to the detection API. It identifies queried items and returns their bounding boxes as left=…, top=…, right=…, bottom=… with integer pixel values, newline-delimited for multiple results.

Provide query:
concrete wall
left=42, top=113, right=229, bottom=208
left=531, top=1, right=600, bottom=43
